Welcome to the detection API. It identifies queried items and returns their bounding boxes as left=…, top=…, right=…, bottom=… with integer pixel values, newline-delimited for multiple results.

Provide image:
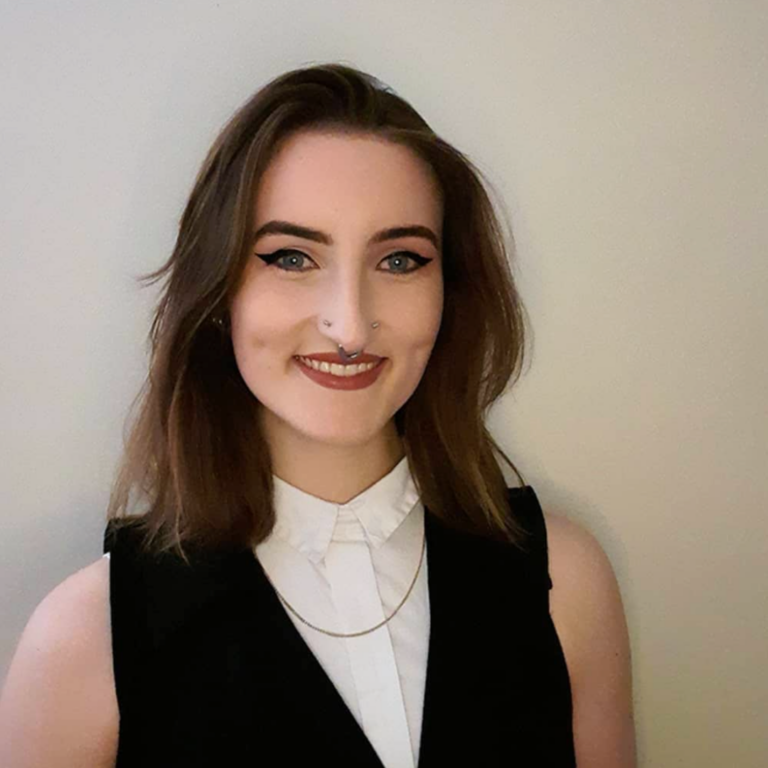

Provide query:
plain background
left=1, top=1, right=766, bottom=765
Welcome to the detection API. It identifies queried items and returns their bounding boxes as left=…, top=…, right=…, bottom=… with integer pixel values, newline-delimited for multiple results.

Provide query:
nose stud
left=322, top=320, right=380, bottom=329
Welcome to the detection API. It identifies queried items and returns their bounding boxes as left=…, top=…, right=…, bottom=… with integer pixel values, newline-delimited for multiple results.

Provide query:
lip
left=294, top=356, right=387, bottom=391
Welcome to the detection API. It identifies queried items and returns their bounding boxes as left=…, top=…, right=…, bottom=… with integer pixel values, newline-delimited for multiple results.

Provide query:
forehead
left=253, top=131, right=443, bottom=224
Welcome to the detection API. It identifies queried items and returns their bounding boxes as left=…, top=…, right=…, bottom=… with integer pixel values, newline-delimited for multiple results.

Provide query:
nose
left=319, top=271, right=379, bottom=353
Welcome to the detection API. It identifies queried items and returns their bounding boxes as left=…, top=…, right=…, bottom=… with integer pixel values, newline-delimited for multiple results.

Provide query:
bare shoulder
left=0, top=556, right=118, bottom=768
left=542, top=511, right=617, bottom=610
left=542, top=511, right=637, bottom=768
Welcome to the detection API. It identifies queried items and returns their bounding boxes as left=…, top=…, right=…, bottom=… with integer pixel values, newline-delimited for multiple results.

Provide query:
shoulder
left=543, top=511, right=616, bottom=603
left=0, top=556, right=118, bottom=767
left=542, top=512, right=623, bottom=658
left=23, top=555, right=111, bottom=635
left=541, top=511, right=617, bottom=681
left=542, top=510, right=638, bottom=767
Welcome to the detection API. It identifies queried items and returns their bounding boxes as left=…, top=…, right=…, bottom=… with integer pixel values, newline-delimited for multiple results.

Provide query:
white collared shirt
left=254, top=456, right=429, bottom=768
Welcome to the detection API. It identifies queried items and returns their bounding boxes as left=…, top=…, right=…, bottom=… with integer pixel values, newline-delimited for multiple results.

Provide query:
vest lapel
left=418, top=507, right=473, bottom=766
left=417, top=490, right=576, bottom=767
left=240, top=551, right=388, bottom=767
left=417, top=507, right=518, bottom=766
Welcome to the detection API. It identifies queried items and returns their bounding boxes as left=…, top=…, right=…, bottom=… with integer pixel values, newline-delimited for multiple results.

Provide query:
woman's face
left=229, top=130, right=444, bottom=451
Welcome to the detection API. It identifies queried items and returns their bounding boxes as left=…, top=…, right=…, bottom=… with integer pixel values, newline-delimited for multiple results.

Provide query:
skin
left=0, top=133, right=636, bottom=767
left=230, top=130, right=445, bottom=504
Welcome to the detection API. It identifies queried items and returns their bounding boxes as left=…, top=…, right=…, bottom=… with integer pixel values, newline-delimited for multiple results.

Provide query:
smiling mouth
left=295, top=355, right=383, bottom=377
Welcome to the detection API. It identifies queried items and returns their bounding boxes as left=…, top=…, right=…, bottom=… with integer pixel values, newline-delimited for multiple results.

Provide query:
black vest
left=104, top=486, right=575, bottom=766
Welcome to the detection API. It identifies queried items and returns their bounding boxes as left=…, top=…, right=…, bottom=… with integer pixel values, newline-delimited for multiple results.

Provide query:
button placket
left=324, top=509, right=415, bottom=768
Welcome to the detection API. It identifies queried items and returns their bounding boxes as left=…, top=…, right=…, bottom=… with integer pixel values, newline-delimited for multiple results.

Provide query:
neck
left=262, top=410, right=405, bottom=504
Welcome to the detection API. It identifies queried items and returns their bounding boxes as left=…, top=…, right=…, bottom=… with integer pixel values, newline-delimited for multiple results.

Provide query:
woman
left=0, top=63, right=636, bottom=766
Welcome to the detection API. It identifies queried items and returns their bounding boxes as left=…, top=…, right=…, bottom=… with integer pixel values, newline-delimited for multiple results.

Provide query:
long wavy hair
left=106, top=61, right=533, bottom=561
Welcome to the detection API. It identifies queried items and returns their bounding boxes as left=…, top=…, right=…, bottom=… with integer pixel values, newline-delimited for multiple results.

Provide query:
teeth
left=298, top=356, right=378, bottom=377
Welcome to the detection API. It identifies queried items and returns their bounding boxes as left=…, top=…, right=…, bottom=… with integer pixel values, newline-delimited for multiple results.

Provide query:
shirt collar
left=271, top=455, right=421, bottom=564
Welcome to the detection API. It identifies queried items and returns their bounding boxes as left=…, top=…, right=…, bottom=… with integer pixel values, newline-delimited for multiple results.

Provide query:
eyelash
left=254, top=248, right=432, bottom=276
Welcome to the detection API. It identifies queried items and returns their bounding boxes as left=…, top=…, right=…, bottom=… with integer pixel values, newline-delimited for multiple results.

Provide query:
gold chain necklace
left=262, top=528, right=427, bottom=638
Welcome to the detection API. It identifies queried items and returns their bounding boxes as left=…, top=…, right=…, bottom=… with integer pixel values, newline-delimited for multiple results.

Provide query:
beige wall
left=1, top=1, right=766, bottom=765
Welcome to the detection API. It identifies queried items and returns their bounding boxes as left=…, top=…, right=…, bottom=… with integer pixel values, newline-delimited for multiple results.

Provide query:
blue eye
left=254, top=248, right=432, bottom=275
left=255, top=249, right=311, bottom=271
left=385, top=252, right=430, bottom=273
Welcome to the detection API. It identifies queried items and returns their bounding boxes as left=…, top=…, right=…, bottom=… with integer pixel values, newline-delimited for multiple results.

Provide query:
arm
left=0, top=557, right=119, bottom=768
left=544, top=511, right=637, bottom=768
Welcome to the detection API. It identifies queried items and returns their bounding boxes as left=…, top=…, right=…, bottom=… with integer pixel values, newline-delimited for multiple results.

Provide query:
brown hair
left=106, top=62, right=533, bottom=561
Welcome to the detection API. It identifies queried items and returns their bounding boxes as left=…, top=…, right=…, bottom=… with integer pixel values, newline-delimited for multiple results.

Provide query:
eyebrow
left=252, top=220, right=440, bottom=250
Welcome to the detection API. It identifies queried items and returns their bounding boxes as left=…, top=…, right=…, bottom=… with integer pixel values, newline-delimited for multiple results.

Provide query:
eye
left=382, top=251, right=432, bottom=274
left=254, top=248, right=314, bottom=271
left=255, top=248, right=433, bottom=275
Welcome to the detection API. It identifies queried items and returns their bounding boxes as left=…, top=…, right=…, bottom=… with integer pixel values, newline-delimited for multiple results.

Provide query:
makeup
left=294, top=356, right=387, bottom=391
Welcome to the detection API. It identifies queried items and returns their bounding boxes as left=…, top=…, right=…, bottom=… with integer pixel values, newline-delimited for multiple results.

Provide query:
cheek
left=393, top=288, right=443, bottom=379
left=230, top=280, right=289, bottom=345
left=398, top=281, right=443, bottom=345
left=228, top=295, right=284, bottom=382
